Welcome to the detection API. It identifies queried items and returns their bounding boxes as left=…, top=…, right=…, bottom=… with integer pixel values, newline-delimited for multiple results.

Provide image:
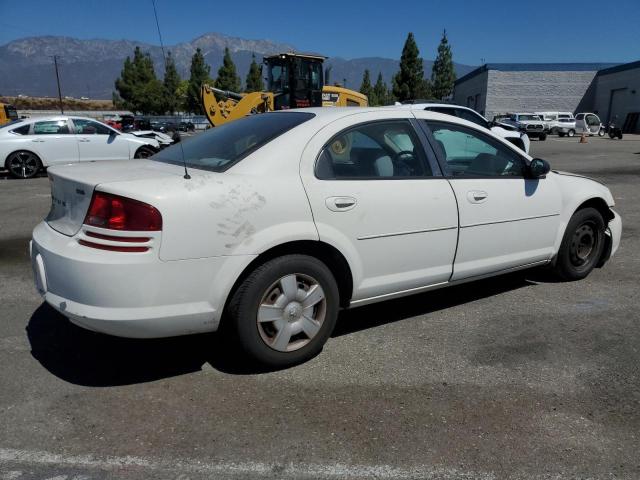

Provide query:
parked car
left=556, top=118, right=577, bottom=137
left=31, top=108, right=621, bottom=367
left=535, top=111, right=575, bottom=134
left=496, top=113, right=547, bottom=140
left=397, top=102, right=530, bottom=153
left=575, top=113, right=605, bottom=136
left=179, top=121, right=195, bottom=132
left=0, top=116, right=159, bottom=179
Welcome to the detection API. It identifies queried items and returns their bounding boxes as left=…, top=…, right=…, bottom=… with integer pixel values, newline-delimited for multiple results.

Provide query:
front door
left=420, top=119, right=561, bottom=281
left=71, top=118, right=130, bottom=161
left=300, top=112, right=459, bottom=303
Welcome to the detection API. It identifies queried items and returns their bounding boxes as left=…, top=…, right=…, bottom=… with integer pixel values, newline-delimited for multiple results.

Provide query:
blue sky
left=1, top=0, right=639, bottom=65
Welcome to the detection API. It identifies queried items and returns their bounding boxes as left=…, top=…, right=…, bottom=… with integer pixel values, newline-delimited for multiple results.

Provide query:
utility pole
left=53, top=55, right=64, bottom=114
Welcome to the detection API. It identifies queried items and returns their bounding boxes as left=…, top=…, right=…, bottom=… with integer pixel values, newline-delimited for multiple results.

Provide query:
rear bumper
left=31, top=221, right=254, bottom=338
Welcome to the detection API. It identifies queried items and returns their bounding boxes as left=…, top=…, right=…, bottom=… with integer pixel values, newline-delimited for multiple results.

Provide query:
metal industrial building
left=453, top=61, right=640, bottom=133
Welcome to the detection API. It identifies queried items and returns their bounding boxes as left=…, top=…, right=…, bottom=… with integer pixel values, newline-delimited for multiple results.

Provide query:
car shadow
left=27, top=271, right=536, bottom=386
left=332, top=271, right=534, bottom=337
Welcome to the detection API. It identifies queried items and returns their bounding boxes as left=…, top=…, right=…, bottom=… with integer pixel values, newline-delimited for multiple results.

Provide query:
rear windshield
left=151, top=112, right=315, bottom=172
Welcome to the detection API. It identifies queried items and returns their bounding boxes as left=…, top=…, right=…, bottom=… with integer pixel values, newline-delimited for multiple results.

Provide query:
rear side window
left=10, top=124, right=30, bottom=135
left=152, top=112, right=314, bottom=172
left=315, top=120, right=431, bottom=179
left=33, top=120, right=70, bottom=134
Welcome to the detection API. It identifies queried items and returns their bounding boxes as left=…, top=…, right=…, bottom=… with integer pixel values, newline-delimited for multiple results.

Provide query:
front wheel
left=598, top=129, right=606, bottom=137
left=567, top=129, right=575, bottom=137
left=225, top=255, right=340, bottom=368
left=553, top=208, right=605, bottom=281
left=6, top=151, right=42, bottom=179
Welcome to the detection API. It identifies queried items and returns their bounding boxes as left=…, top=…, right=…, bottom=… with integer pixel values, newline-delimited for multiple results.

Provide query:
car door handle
left=326, top=196, right=357, bottom=212
left=78, top=138, right=90, bottom=142
left=467, top=190, right=488, bottom=204
left=31, top=139, right=45, bottom=143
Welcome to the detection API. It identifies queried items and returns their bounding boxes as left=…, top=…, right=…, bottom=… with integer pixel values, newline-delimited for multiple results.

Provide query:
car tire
left=567, top=129, right=575, bottom=137
left=134, top=146, right=156, bottom=158
left=553, top=207, right=606, bottom=281
left=5, top=150, right=42, bottom=179
left=609, top=131, right=615, bottom=139
left=539, top=133, right=547, bottom=141
left=225, top=254, right=340, bottom=368
left=598, top=129, right=605, bottom=137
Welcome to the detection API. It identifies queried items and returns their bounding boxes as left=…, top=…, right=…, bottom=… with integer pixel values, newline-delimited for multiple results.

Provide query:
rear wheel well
left=224, top=241, right=353, bottom=316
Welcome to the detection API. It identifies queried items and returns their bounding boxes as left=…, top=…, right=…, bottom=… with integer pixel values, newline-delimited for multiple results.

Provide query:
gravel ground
left=1, top=135, right=639, bottom=479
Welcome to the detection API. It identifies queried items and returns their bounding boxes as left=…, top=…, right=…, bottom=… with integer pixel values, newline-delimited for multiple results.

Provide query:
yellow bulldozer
left=200, top=52, right=368, bottom=127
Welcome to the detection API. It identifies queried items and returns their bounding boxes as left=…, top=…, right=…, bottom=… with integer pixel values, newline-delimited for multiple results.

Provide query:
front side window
left=425, top=121, right=525, bottom=177
left=152, top=112, right=314, bottom=172
left=315, top=120, right=431, bottom=179
left=33, top=120, right=70, bottom=135
left=586, top=114, right=600, bottom=126
left=72, top=119, right=112, bottom=135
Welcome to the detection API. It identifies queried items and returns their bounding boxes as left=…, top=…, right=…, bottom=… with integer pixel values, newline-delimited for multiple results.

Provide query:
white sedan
left=30, top=108, right=622, bottom=367
left=395, top=102, right=531, bottom=154
left=1, top=116, right=160, bottom=179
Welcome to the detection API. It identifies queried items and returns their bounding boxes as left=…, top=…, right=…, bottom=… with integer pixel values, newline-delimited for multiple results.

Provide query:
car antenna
left=177, top=130, right=190, bottom=179
left=152, top=0, right=189, bottom=179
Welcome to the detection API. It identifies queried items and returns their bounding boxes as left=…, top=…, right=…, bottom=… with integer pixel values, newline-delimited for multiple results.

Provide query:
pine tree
left=431, top=30, right=456, bottom=100
left=359, top=69, right=374, bottom=105
left=392, top=32, right=428, bottom=102
left=185, top=47, right=211, bottom=114
left=245, top=54, right=264, bottom=92
left=162, top=51, right=181, bottom=114
left=114, top=46, right=165, bottom=114
left=372, top=72, right=389, bottom=106
left=215, top=47, right=241, bottom=92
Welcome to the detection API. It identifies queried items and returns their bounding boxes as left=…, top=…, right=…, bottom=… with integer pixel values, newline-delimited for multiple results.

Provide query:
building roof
left=455, top=62, right=620, bottom=85
left=597, top=60, right=640, bottom=77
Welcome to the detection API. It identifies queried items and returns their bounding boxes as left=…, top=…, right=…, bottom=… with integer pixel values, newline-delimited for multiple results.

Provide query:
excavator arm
left=200, top=84, right=274, bottom=127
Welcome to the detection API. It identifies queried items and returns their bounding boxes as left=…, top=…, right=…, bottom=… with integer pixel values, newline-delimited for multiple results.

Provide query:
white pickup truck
left=494, top=113, right=547, bottom=141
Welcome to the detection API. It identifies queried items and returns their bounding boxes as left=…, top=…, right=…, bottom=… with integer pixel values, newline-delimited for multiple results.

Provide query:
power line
left=151, top=0, right=167, bottom=69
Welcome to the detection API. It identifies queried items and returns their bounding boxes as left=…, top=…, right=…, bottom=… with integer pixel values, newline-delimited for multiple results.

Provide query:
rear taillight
left=84, top=192, right=162, bottom=231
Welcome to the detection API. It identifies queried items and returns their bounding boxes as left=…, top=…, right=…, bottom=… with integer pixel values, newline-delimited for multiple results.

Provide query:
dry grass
left=1, top=96, right=114, bottom=111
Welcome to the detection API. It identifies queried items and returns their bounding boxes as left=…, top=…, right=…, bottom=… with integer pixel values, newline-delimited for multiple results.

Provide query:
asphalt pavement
left=1, top=135, right=639, bottom=479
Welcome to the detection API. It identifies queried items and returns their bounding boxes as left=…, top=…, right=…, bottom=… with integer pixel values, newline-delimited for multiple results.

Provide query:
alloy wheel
left=8, top=151, right=39, bottom=178
left=256, top=273, right=327, bottom=352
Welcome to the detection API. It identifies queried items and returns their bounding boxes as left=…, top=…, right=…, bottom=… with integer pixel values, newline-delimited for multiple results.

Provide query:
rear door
left=71, top=118, right=131, bottom=161
left=418, top=118, right=561, bottom=280
left=300, top=111, right=459, bottom=303
left=30, top=119, right=79, bottom=166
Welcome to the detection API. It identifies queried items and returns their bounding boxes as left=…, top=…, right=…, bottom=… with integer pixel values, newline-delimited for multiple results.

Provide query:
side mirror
left=529, top=158, right=550, bottom=178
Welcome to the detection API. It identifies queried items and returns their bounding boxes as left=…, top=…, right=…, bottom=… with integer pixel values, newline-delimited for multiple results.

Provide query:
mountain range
left=0, top=33, right=476, bottom=100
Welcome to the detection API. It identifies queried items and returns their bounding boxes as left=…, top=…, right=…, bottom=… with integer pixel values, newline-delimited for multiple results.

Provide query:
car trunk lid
left=45, top=160, right=183, bottom=236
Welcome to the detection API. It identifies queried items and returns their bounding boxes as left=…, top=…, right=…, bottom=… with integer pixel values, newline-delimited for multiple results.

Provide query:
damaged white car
left=1, top=116, right=160, bottom=179
left=31, top=108, right=621, bottom=367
